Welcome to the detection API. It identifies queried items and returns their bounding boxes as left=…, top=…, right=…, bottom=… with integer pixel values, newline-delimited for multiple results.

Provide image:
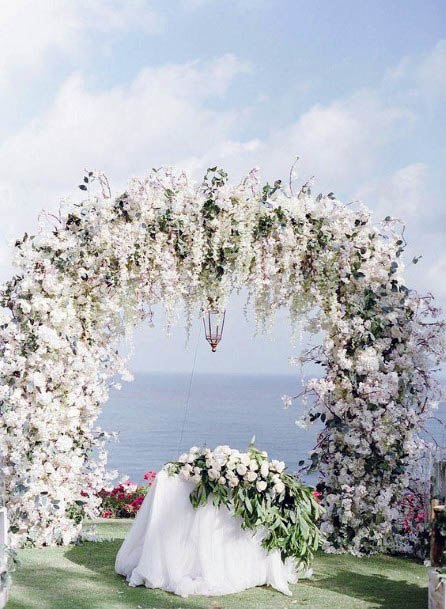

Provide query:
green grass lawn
left=7, top=520, right=428, bottom=609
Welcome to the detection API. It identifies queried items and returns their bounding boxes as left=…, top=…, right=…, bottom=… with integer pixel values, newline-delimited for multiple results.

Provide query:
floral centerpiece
left=166, top=445, right=323, bottom=568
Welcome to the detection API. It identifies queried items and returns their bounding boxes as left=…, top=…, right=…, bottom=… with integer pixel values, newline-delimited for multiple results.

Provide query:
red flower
left=144, top=470, right=157, bottom=483
left=312, top=490, right=322, bottom=503
left=102, top=510, right=112, bottom=519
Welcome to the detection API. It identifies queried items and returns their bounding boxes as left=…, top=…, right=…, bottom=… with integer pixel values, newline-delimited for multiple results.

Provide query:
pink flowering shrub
left=389, top=488, right=429, bottom=557
left=399, top=491, right=427, bottom=535
left=99, top=471, right=157, bottom=518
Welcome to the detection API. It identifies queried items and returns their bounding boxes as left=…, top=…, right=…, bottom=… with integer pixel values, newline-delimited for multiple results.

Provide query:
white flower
left=208, top=468, right=220, bottom=481
left=274, top=481, right=285, bottom=494
left=246, top=471, right=257, bottom=482
left=120, top=369, right=134, bottom=382
left=228, top=477, right=239, bottom=488
left=356, top=347, right=380, bottom=374
left=249, top=459, right=259, bottom=471
left=260, top=462, right=269, bottom=477
left=256, top=480, right=267, bottom=492
left=180, top=464, right=192, bottom=480
left=236, top=464, right=247, bottom=476
left=271, top=460, right=285, bottom=474
left=240, top=453, right=250, bottom=466
left=37, top=325, right=61, bottom=349
left=55, top=436, right=73, bottom=452
left=281, top=394, right=293, bottom=409
left=122, top=481, right=137, bottom=493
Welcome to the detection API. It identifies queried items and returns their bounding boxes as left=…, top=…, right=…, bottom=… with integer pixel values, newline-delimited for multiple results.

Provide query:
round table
left=115, top=469, right=304, bottom=597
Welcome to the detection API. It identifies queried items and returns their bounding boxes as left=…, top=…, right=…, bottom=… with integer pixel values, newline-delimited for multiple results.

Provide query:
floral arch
left=0, top=166, right=444, bottom=552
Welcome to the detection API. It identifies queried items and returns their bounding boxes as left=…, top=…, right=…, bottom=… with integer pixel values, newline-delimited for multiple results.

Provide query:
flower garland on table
left=0, top=165, right=444, bottom=551
left=166, top=445, right=323, bottom=567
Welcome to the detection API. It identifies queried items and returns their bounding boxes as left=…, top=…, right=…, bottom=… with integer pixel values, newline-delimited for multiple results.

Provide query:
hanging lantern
left=202, top=310, right=226, bottom=352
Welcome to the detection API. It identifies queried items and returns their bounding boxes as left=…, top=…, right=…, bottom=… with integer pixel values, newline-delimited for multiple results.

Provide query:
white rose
left=256, top=480, right=267, bottom=492
left=240, top=454, right=250, bottom=466
left=229, top=477, right=239, bottom=488
left=249, top=459, right=259, bottom=471
left=218, top=476, right=226, bottom=485
left=272, top=460, right=285, bottom=474
left=211, top=459, right=221, bottom=472
left=260, top=462, right=269, bottom=477
left=236, top=464, right=247, bottom=476
left=274, top=481, right=285, bottom=494
left=180, top=464, right=192, bottom=480
left=208, top=468, right=220, bottom=481
left=246, top=471, right=257, bottom=482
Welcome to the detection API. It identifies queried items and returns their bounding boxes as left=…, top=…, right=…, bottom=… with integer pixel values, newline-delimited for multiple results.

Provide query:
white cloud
left=0, top=0, right=163, bottom=88
left=190, top=91, right=414, bottom=194
left=425, top=254, right=446, bottom=299
left=386, top=39, right=446, bottom=100
left=355, top=162, right=428, bottom=220
left=0, top=53, right=250, bottom=183
left=180, top=0, right=270, bottom=10
left=266, top=93, right=413, bottom=189
left=417, top=40, right=446, bottom=98
left=0, top=54, right=251, bottom=280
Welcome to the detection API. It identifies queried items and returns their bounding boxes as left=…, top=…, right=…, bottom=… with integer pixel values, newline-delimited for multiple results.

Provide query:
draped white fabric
left=115, top=470, right=303, bottom=597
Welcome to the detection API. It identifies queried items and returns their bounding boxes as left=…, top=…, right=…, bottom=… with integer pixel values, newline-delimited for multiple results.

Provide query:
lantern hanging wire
left=202, top=310, right=226, bottom=353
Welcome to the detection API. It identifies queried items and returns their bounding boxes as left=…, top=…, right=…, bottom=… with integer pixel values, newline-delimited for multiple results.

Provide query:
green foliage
left=168, top=446, right=324, bottom=567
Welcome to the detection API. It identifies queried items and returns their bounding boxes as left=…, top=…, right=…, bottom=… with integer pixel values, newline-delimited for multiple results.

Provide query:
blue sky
left=0, top=0, right=445, bottom=374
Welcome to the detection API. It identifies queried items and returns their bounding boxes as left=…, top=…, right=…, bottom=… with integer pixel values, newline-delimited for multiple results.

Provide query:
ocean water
left=96, top=372, right=446, bottom=485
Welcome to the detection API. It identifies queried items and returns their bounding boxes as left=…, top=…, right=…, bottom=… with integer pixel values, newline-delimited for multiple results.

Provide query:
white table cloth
left=115, top=469, right=302, bottom=597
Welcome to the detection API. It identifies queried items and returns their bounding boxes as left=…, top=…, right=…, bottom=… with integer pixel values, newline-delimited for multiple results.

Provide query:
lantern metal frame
left=202, top=310, right=226, bottom=352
